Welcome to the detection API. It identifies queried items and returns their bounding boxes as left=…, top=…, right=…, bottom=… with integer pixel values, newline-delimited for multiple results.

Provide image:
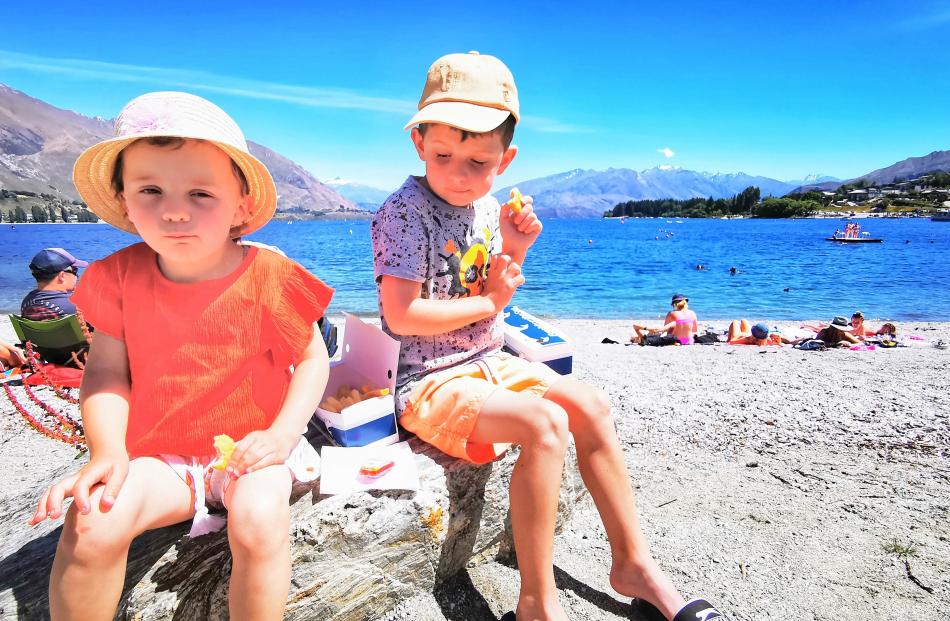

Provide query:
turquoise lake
left=1, top=217, right=947, bottom=320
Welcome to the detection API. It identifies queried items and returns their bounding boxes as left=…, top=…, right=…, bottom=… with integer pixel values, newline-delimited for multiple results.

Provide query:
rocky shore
left=1, top=317, right=947, bottom=620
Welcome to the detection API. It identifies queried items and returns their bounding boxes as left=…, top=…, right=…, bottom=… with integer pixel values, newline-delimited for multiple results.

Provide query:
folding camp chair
left=9, top=314, right=89, bottom=367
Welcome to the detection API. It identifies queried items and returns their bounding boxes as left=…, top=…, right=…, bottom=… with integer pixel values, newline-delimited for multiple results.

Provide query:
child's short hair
left=415, top=115, right=517, bottom=149
left=110, top=137, right=250, bottom=197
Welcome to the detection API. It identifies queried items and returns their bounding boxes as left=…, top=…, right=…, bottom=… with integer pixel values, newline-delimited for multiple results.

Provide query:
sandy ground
left=1, top=316, right=948, bottom=621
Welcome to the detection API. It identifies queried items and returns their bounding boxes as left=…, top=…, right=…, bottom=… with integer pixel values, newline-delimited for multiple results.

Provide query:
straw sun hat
left=73, top=91, right=276, bottom=236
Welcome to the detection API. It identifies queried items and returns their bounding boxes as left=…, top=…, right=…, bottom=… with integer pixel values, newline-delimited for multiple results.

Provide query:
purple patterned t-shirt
left=371, top=176, right=504, bottom=409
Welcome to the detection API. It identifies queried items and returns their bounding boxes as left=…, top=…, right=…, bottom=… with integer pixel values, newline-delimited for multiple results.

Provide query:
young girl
left=29, top=91, right=333, bottom=620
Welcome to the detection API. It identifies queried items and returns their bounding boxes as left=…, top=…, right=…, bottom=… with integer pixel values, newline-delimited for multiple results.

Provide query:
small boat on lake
left=931, top=209, right=950, bottom=222
left=826, top=222, right=882, bottom=242
left=825, top=235, right=883, bottom=243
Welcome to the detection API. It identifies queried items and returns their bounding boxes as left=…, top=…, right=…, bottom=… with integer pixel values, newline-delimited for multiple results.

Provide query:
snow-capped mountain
left=495, top=167, right=800, bottom=218
left=785, top=173, right=840, bottom=186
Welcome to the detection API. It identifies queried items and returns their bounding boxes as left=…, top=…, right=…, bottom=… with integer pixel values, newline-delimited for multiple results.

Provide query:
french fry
left=321, top=384, right=391, bottom=414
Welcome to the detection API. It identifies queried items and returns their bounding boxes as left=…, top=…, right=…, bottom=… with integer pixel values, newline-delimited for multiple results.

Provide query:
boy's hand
left=29, top=453, right=130, bottom=524
left=483, top=254, right=525, bottom=312
left=500, top=189, right=542, bottom=255
left=228, top=428, right=298, bottom=477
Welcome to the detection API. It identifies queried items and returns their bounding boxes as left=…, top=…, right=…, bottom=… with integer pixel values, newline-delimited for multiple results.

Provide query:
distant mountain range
left=792, top=150, right=950, bottom=193
left=324, top=177, right=393, bottom=212
left=5, top=83, right=945, bottom=220
left=493, top=168, right=837, bottom=219
left=0, top=83, right=363, bottom=218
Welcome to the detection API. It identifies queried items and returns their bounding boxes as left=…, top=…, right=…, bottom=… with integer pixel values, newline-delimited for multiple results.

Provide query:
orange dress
left=71, top=243, right=333, bottom=457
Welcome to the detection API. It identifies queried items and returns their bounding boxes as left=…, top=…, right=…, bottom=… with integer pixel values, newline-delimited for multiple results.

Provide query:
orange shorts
left=401, top=352, right=560, bottom=464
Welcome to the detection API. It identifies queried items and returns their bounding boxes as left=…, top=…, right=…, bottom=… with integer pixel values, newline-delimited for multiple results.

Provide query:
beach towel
left=22, top=363, right=83, bottom=388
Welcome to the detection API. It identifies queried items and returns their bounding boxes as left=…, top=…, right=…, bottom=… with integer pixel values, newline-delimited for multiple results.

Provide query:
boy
left=372, top=52, right=722, bottom=621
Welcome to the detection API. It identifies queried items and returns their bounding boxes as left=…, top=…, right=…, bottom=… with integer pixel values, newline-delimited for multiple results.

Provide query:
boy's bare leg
left=470, top=389, right=571, bottom=621
left=544, top=378, right=686, bottom=620
left=224, top=465, right=293, bottom=621
left=50, top=457, right=194, bottom=621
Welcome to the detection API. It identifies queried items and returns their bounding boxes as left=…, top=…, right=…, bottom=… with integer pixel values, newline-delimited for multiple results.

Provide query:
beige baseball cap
left=405, top=51, right=519, bottom=133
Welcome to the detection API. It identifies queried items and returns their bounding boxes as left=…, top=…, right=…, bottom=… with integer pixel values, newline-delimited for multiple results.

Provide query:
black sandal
left=672, top=598, right=724, bottom=621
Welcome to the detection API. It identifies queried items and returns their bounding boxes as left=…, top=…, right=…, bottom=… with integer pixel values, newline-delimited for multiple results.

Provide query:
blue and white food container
left=502, top=306, right=573, bottom=375
left=314, top=314, right=400, bottom=447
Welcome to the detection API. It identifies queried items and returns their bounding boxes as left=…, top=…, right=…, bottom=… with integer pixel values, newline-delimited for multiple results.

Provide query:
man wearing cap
left=20, top=248, right=88, bottom=321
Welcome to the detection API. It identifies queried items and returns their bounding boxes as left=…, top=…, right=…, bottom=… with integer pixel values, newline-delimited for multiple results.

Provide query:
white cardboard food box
left=314, top=314, right=400, bottom=447
left=502, top=305, right=573, bottom=375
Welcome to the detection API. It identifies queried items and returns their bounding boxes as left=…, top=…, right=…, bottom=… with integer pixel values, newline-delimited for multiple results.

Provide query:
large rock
left=0, top=418, right=583, bottom=620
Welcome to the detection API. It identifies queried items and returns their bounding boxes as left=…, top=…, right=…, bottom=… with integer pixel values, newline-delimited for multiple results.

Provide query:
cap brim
left=72, top=259, right=89, bottom=268
left=404, top=101, right=511, bottom=133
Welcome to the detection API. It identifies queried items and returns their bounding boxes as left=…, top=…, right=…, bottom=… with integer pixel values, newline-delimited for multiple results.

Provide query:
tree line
left=0, top=189, right=99, bottom=223
left=3, top=205, right=100, bottom=223
left=603, top=186, right=820, bottom=219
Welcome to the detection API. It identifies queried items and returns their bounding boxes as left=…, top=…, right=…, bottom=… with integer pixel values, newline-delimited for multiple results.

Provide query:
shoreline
left=1, top=316, right=948, bottom=620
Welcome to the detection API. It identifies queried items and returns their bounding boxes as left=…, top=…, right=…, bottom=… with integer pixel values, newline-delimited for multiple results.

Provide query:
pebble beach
left=1, top=316, right=948, bottom=620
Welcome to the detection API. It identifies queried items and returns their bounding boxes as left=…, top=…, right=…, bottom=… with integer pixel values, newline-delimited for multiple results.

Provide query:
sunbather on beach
left=727, top=319, right=794, bottom=346
left=850, top=311, right=896, bottom=340
left=630, top=293, right=698, bottom=346
left=666, top=293, right=698, bottom=344
left=30, top=92, right=333, bottom=620
left=815, top=316, right=862, bottom=347
left=372, top=51, right=723, bottom=621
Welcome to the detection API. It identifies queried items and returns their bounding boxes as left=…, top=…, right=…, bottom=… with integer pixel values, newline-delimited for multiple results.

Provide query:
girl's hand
left=29, top=453, right=130, bottom=524
left=228, top=429, right=298, bottom=477
left=500, top=191, right=542, bottom=255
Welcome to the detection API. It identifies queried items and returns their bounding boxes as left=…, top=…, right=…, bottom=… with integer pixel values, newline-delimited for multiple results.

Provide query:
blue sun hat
left=750, top=323, right=770, bottom=339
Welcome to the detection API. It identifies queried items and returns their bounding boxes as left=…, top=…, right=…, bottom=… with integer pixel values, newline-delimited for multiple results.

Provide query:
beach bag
left=795, top=339, right=827, bottom=351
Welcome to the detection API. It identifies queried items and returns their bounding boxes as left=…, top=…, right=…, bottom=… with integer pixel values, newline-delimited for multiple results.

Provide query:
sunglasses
left=63, top=266, right=79, bottom=275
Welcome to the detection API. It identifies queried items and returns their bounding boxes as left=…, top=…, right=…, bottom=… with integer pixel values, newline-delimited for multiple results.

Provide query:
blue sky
left=2, top=1, right=948, bottom=190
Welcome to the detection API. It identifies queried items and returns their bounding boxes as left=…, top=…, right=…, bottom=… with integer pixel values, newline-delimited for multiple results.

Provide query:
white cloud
left=0, top=50, right=588, bottom=134
left=658, top=164, right=673, bottom=170
left=0, top=50, right=413, bottom=114
left=658, top=147, right=675, bottom=159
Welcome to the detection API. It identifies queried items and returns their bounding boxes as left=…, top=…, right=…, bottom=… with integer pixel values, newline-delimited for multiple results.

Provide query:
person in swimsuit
left=666, top=293, right=698, bottom=344
left=630, top=293, right=698, bottom=345
left=850, top=311, right=896, bottom=340
left=815, top=316, right=861, bottom=347
left=727, top=320, right=794, bottom=346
